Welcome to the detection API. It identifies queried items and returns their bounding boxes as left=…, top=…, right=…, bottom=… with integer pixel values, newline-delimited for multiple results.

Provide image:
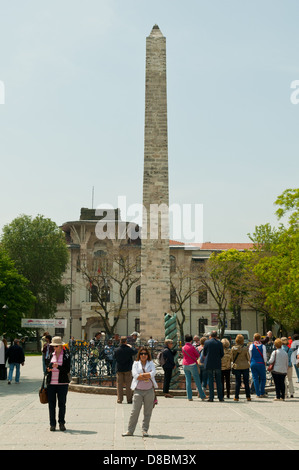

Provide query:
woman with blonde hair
left=122, top=347, right=157, bottom=437
left=231, top=334, right=251, bottom=401
left=268, top=338, right=288, bottom=401
left=221, top=338, right=232, bottom=399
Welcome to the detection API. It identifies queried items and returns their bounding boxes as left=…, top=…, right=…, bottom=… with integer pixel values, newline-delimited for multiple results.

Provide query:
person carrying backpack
left=161, top=339, right=177, bottom=398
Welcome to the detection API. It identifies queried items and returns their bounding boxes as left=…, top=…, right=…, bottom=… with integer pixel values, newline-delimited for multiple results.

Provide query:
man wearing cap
left=114, top=336, right=138, bottom=404
left=127, top=331, right=141, bottom=347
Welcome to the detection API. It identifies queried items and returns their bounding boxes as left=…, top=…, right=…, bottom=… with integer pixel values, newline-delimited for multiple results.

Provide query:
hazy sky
left=0, top=0, right=298, bottom=243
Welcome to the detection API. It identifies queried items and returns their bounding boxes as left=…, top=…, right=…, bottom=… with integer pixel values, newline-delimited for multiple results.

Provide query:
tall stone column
left=140, top=25, right=170, bottom=342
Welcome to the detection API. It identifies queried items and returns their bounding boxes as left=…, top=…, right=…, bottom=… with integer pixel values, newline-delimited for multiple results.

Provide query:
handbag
left=267, top=351, right=276, bottom=372
left=39, top=375, right=48, bottom=404
left=231, top=351, right=240, bottom=374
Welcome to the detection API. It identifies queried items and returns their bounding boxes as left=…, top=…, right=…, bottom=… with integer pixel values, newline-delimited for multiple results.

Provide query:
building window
left=191, top=258, right=207, bottom=271
left=135, top=318, right=140, bottom=333
left=170, top=255, right=176, bottom=273
left=198, top=288, right=208, bottom=304
left=93, top=250, right=109, bottom=274
left=136, top=285, right=141, bottom=304
left=90, top=285, right=98, bottom=302
left=136, top=255, right=141, bottom=272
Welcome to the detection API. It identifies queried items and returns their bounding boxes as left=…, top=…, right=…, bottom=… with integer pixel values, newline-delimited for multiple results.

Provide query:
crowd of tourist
left=172, top=331, right=299, bottom=403
left=1, top=329, right=298, bottom=437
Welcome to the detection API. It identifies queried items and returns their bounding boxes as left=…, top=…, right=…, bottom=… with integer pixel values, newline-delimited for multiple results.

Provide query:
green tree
left=1, top=215, right=70, bottom=341
left=0, top=248, right=35, bottom=337
left=248, top=188, right=299, bottom=333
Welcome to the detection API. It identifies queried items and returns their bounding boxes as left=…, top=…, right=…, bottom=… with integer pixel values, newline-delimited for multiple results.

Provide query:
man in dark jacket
left=162, top=339, right=177, bottom=398
left=7, top=338, right=25, bottom=384
left=114, top=336, right=138, bottom=404
left=203, top=331, right=224, bottom=401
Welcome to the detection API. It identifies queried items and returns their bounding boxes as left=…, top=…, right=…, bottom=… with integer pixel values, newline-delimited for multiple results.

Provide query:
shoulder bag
left=183, top=346, right=200, bottom=372
left=39, top=374, right=48, bottom=404
left=267, top=351, right=276, bottom=372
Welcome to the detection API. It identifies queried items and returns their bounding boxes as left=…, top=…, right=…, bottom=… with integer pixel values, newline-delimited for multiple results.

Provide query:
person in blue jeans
left=203, top=331, right=224, bottom=402
left=7, top=338, right=25, bottom=384
left=249, top=333, right=267, bottom=397
left=182, top=335, right=206, bottom=401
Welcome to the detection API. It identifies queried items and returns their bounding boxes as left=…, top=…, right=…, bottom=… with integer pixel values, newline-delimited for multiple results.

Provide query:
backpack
left=157, top=350, right=166, bottom=366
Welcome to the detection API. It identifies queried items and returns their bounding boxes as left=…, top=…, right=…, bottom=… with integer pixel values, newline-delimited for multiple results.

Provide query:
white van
left=222, top=330, right=250, bottom=345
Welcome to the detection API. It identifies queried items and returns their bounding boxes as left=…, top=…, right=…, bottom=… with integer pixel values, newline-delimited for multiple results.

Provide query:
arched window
left=93, top=250, right=109, bottom=274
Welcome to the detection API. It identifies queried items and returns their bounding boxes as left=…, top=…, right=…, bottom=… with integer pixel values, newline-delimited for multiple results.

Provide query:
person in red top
left=182, top=334, right=206, bottom=401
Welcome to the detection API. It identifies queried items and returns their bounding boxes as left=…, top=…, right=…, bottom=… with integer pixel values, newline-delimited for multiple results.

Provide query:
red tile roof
left=169, top=240, right=185, bottom=246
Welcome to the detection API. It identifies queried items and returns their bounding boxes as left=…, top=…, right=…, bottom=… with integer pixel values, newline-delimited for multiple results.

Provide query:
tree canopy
left=1, top=214, right=70, bottom=319
left=248, top=188, right=299, bottom=332
left=0, top=247, right=35, bottom=337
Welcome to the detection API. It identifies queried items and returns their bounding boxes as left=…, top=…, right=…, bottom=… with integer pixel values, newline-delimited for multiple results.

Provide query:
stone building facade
left=55, top=208, right=260, bottom=342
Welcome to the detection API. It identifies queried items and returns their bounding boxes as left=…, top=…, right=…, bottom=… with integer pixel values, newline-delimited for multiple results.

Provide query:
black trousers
left=47, top=384, right=69, bottom=426
left=272, top=372, right=287, bottom=399
left=0, top=364, right=7, bottom=380
left=221, top=369, right=231, bottom=398
left=163, top=368, right=172, bottom=393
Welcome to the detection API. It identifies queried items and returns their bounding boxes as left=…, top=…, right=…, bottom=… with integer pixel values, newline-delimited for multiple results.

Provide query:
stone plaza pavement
left=1, top=355, right=299, bottom=452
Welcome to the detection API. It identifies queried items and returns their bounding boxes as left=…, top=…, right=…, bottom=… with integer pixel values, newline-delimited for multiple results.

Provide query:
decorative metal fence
left=69, top=339, right=275, bottom=389
left=69, top=339, right=179, bottom=387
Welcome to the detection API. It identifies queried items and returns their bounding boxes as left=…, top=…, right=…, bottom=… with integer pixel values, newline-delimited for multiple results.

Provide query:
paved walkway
left=1, top=356, right=299, bottom=451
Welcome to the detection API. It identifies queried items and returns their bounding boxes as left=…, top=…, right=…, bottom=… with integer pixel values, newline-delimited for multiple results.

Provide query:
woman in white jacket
left=268, top=338, right=289, bottom=401
left=122, top=347, right=157, bottom=437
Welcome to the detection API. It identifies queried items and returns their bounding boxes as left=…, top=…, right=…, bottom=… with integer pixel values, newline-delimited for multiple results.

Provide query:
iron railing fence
left=69, top=340, right=275, bottom=387
left=69, top=340, right=182, bottom=386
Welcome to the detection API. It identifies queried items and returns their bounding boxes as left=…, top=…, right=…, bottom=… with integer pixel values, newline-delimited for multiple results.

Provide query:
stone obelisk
left=140, top=25, right=170, bottom=342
